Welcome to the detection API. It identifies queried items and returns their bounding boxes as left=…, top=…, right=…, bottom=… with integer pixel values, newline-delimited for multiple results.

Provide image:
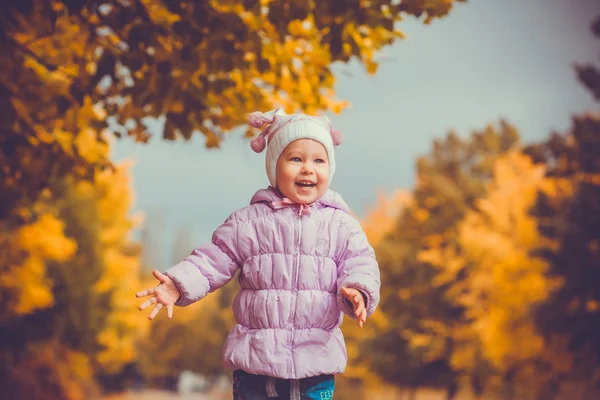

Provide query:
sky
left=111, top=0, right=600, bottom=268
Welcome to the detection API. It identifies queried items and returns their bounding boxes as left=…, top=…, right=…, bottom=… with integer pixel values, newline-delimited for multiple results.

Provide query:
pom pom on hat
left=248, top=111, right=268, bottom=128
left=248, top=108, right=286, bottom=152
left=248, top=108, right=285, bottom=128
left=250, top=134, right=267, bottom=153
left=330, top=128, right=344, bottom=146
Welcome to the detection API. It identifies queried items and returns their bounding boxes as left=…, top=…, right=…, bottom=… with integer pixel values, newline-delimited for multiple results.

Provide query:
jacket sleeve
left=164, top=214, right=241, bottom=307
left=336, top=216, right=381, bottom=319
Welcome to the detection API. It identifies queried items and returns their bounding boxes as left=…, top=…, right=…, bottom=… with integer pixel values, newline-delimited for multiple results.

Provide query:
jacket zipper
left=289, top=210, right=302, bottom=378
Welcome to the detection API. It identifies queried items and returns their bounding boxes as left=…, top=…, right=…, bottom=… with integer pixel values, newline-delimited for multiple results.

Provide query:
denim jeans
left=233, top=369, right=335, bottom=400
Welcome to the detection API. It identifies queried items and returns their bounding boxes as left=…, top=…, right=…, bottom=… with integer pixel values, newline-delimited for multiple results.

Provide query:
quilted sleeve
left=336, top=215, right=381, bottom=319
left=164, top=214, right=241, bottom=307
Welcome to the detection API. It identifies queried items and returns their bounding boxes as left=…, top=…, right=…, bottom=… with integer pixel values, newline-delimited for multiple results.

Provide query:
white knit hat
left=248, top=108, right=344, bottom=187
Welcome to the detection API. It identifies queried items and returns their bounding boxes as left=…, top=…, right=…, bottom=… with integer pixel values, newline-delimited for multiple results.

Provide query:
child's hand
left=340, top=287, right=367, bottom=328
left=136, top=270, right=181, bottom=320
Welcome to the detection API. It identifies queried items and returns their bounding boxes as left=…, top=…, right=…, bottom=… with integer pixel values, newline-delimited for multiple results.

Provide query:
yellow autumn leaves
left=420, top=152, right=561, bottom=376
left=0, top=212, right=76, bottom=315
left=1, top=142, right=145, bottom=396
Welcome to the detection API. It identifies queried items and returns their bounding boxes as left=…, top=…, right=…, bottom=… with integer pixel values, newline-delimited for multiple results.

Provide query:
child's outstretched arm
left=136, top=214, right=241, bottom=320
left=336, top=216, right=381, bottom=327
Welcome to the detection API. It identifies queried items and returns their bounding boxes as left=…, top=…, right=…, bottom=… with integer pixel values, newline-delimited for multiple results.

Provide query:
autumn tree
left=0, top=160, right=145, bottom=399
left=400, top=15, right=600, bottom=399
left=419, top=151, right=574, bottom=399
left=524, top=15, right=600, bottom=394
left=369, top=122, right=520, bottom=397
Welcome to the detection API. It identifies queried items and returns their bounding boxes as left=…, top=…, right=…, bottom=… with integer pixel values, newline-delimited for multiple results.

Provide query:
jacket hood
left=250, top=186, right=350, bottom=214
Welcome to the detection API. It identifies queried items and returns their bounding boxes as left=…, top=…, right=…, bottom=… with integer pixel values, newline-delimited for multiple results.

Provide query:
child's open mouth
left=296, top=181, right=316, bottom=188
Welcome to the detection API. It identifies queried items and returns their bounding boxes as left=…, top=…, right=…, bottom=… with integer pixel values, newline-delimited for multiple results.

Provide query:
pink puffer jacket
left=165, top=187, right=380, bottom=379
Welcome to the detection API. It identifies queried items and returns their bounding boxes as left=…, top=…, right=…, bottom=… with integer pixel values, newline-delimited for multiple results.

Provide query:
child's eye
left=291, top=157, right=302, bottom=162
left=315, top=159, right=325, bottom=164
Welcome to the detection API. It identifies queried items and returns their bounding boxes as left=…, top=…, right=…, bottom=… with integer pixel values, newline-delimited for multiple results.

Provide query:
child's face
left=275, top=139, right=330, bottom=204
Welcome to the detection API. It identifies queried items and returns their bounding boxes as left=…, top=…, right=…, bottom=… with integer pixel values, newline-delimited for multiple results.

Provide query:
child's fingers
left=340, top=287, right=351, bottom=298
left=341, top=287, right=361, bottom=304
left=358, top=310, right=367, bottom=328
left=152, top=269, right=167, bottom=284
left=148, top=303, right=163, bottom=320
left=341, top=287, right=359, bottom=302
left=136, top=287, right=155, bottom=298
left=167, top=304, right=174, bottom=319
left=354, top=301, right=366, bottom=319
left=138, top=296, right=157, bottom=311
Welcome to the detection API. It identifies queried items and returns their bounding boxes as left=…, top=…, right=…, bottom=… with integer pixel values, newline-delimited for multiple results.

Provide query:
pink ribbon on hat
left=248, top=108, right=344, bottom=153
left=248, top=108, right=285, bottom=152
left=271, top=197, right=312, bottom=217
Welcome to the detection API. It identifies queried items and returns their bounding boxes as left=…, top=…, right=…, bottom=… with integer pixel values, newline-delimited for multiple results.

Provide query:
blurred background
left=1, top=0, right=599, bottom=399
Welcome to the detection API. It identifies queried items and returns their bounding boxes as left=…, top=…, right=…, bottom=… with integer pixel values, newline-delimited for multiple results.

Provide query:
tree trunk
left=446, top=381, right=458, bottom=400
left=408, top=388, right=417, bottom=400
left=471, top=373, right=484, bottom=400
left=502, top=369, right=516, bottom=400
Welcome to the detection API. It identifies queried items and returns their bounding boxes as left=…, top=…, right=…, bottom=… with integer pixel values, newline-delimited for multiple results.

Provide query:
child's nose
left=301, top=164, right=313, bottom=174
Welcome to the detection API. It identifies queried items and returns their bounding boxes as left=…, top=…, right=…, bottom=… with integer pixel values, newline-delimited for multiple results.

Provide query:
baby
left=136, top=108, right=381, bottom=399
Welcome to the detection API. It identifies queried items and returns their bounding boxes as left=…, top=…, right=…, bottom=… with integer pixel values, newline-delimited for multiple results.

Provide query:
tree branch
left=5, top=36, right=59, bottom=72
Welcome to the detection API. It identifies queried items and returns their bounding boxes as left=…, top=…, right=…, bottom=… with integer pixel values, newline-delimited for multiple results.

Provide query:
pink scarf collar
left=271, top=197, right=312, bottom=217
